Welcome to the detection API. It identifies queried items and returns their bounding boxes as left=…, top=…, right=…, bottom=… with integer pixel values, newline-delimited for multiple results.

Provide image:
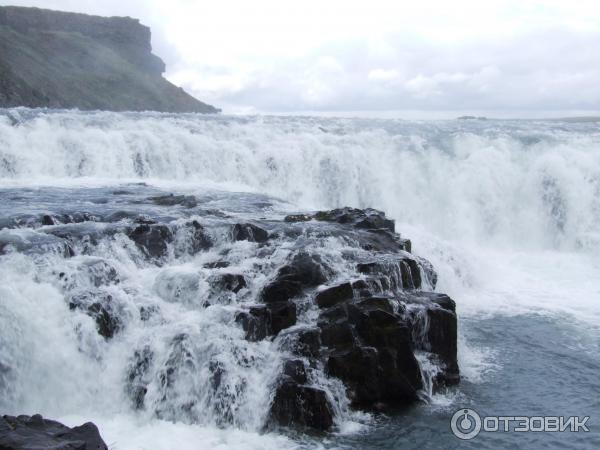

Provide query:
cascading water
left=1, top=109, right=599, bottom=449
left=2, top=109, right=599, bottom=253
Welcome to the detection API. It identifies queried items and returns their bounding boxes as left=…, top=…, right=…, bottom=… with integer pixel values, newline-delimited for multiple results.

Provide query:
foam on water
left=58, top=414, right=298, bottom=450
left=2, top=110, right=599, bottom=251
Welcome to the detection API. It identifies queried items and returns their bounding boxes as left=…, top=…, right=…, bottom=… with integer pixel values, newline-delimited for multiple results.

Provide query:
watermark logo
left=451, top=409, right=482, bottom=440
left=450, top=409, right=590, bottom=440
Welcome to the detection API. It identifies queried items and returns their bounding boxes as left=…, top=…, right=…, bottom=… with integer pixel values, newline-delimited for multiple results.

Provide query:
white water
left=1, top=109, right=599, bottom=449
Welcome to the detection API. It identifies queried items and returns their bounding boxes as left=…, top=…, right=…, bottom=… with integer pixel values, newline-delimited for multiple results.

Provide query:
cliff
left=0, top=6, right=219, bottom=113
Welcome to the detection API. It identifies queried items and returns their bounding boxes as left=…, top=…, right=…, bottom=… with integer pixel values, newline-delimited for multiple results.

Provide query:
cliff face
left=0, top=6, right=219, bottom=113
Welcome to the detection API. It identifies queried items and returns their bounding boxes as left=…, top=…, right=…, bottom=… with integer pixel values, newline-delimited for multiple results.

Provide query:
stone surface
left=208, top=273, right=247, bottom=293
left=232, top=223, right=269, bottom=243
left=128, top=223, right=173, bottom=259
left=0, top=414, right=108, bottom=450
left=149, top=194, right=198, bottom=208
left=269, top=381, right=334, bottom=431
left=261, top=253, right=330, bottom=303
left=315, top=282, right=354, bottom=308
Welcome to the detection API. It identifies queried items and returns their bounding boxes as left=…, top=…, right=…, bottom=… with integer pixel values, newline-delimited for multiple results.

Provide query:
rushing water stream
left=0, top=109, right=599, bottom=449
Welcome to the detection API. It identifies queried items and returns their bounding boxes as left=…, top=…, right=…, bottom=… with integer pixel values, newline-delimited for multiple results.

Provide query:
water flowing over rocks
left=0, top=185, right=459, bottom=437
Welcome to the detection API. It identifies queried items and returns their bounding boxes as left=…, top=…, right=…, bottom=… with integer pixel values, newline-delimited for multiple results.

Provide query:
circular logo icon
left=451, top=408, right=482, bottom=440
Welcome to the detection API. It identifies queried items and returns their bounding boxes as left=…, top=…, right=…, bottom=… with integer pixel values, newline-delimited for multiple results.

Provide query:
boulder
left=128, top=223, right=173, bottom=259
left=236, top=306, right=271, bottom=341
left=232, top=223, right=269, bottom=243
left=267, top=301, right=297, bottom=336
left=208, top=273, right=247, bottom=294
left=179, top=220, right=212, bottom=255
left=282, top=359, right=308, bottom=384
left=278, top=327, right=322, bottom=358
left=269, top=380, right=333, bottom=430
left=316, top=290, right=426, bottom=407
left=409, top=292, right=459, bottom=386
left=314, top=207, right=395, bottom=232
left=148, top=194, right=197, bottom=208
left=314, top=282, right=353, bottom=308
left=261, top=253, right=330, bottom=303
left=41, top=214, right=57, bottom=226
left=236, top=300, right=297, bottom=338
left=0, top=414, right=107, bottom=450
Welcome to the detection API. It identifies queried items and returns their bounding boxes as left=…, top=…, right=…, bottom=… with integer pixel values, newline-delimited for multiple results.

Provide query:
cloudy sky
left=5, top=0, right=600, bottom=116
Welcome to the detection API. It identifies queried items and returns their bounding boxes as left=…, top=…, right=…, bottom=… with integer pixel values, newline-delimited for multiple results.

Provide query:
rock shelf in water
left=0, top=186, right=459, bottom=436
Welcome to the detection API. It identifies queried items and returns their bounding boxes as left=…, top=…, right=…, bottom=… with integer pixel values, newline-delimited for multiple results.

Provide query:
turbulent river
left=0, top=109, right=599, bottom=449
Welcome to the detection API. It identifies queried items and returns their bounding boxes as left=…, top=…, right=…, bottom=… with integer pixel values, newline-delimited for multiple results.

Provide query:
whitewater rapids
left=0, top=109, right=599, bottom=449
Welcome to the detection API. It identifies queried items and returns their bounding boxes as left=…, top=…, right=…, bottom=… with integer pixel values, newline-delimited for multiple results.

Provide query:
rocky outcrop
left=0, top=6, right=219, bottom=113
left=0, top=414, right=107, bottom=450
left=0, top=187, right=459, bottom=433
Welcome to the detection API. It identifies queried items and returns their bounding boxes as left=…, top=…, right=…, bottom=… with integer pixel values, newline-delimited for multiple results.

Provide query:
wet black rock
left=408, top=292, right=459, bottom=386
left=314, top=207, right=395, bottom=232
left=128, top=223, right=173, bottom=259
left=178, top=220, right=212, bottom=255
left=0, top=194, right=459, bottom=432
left=358, top=228, right=412, bottom=253
left=269, top=380, right=334, bottom=431
left=69, top=291, right=122, bottom=339
left=41, top=214, right=57, bottom=226
left=203, top=261, right=230, bottom=269
left=232, top=223, right=269, bottom=243
left=315, top=282, right=354, bottom=308
left=283, top=214, right=312, bottom=222
left=39, top=212, right=100, bottom=227
left=0, top=414, right=107, bottom=450
left=148, top=194, right=198, bottom=208
left=261, top=252, right=330, bottom=303
left=281, top=327, right=323, bottom=359
left=315, top=288, right=440, bottom=407
left=236, top=306, right=271, bottom=341
left=282, top=359, right=308, bottom=384
left=320, top=320, right=356, bottom=349
left=267, top=301, right=297, bottom=336
left=208, top=273, right=247, bottom=293
left=236, top=300, right=297, bottom=339
left=357, top=257, right=422, bottom=290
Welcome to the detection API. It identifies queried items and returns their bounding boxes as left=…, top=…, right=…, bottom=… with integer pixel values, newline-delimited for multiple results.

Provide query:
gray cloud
left=179, top=28, right=600, bottom=113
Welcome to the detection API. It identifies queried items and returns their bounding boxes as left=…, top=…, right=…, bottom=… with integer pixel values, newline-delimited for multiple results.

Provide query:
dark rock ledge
left=0, top=414, right=108, bottom=450
left=0, top=195, right=459, bottom=435
left=0, top=6, right=219, bottom=113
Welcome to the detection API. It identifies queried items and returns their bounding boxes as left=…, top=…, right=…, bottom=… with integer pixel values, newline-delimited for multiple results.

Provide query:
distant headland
left=0, top=6, right=219, bottom=113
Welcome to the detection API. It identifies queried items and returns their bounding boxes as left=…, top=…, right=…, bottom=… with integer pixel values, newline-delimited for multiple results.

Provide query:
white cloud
left=5, top=0, right=600, bottom=113
left=368, top=69, right=401, bottom=82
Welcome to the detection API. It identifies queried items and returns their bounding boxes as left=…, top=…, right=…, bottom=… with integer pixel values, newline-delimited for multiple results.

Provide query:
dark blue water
left=322, top=315, right=600, bottom=449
